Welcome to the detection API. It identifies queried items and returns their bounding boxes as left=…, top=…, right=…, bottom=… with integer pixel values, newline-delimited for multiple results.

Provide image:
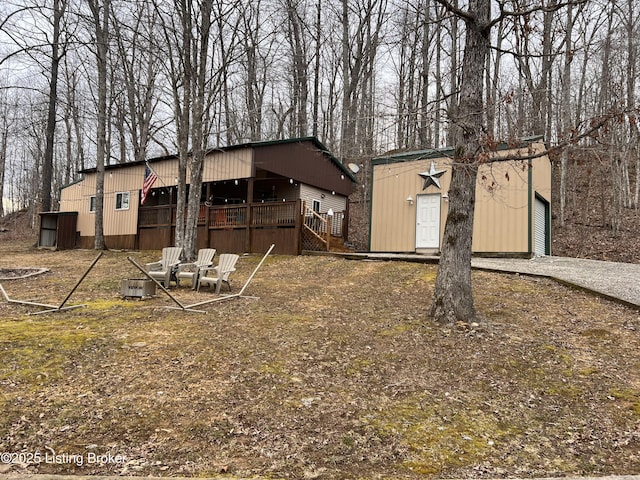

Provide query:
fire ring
left=0, top=268, right=49, bottom=280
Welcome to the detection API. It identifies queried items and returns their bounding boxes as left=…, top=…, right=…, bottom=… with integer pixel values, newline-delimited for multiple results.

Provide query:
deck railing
left=138, top=200, right=346, bottom=253
left=139, top=201, right=302, bottom=229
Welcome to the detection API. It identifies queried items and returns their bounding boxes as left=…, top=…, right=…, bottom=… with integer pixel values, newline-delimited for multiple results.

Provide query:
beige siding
left=202, top=148, right=252, bottom=181
left=371, top=158, right=450, bottom=252
left=370, top=141, right=551, bottom=254
left=60, top=149, right=255, bottom=238
left=59, top=167, right=143, bottom=237
left=472, top=160, right=530, bottom=253
left=60, top=177, right=96, bottom=237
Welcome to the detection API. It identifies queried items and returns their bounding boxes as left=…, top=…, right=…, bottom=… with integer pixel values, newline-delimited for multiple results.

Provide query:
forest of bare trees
left=0, top=0, right=638, bottom=241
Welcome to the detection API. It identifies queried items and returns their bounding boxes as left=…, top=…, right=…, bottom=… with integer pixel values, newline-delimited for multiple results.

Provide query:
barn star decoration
left=418, top=161, right=446, bottom=190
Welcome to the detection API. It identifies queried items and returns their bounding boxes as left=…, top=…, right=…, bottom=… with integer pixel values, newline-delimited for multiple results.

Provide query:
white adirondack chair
left=176, top=248, right=216, bottom=289
left=144, top=246, right=182, bottom=286
left=197, top=253, right=239, bottom=293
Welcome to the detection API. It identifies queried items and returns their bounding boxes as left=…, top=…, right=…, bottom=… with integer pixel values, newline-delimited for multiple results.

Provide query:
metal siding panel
left=371, top=161, right=431, bottom=252
left=202, top=148, right=252, bottom=182
left=300, top=184, right=347, bottom=213
left=472, top=160, right=529, bottom=253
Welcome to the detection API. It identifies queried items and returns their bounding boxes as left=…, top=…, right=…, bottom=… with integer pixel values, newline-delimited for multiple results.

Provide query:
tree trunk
left=312, top=0, right=321, bottom=138
left=41, top=0, right=65, bottom=212
left=0, top=117, right=7, bottom=217
left=88, top=0, right=110, bottom=251
left=430, top=163, right=479, bottom=323
left=559, top=2, right=574, bottom=228
left=430, top=0, right=490, bottom=324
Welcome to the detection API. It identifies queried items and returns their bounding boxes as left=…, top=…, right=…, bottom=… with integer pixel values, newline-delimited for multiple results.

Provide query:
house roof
left=78, top=136, right=358, bottom=183
left=372, top=135, right=545, bottom=165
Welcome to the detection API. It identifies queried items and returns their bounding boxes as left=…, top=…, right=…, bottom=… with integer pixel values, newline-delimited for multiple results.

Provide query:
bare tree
left=0, top=86, right=12, bottom=217
left=558, top=1, right=577, bottom=227
left=111, top=0, right=161, bottom=164
left=86, top=0, right=111, bottom=250
left=239, top=1, right=274, bottom=141
left=429, top=0, right=491, bottom=324
left=339, top=0, right=387, bottom=161
left=429, top=0, right=593, bottom=324
left=156, top=0, right=241, bottom=259
left=284, top=0, right=309, bottom=137
left=40, top=0, right=67, bottom=212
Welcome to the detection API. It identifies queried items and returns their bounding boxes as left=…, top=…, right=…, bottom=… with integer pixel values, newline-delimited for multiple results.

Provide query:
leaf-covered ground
left=0, top=240, right=639, bottom=479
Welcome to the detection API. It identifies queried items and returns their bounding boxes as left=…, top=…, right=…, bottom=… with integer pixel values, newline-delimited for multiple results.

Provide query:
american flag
left=141, top=162, right=158, bottom=205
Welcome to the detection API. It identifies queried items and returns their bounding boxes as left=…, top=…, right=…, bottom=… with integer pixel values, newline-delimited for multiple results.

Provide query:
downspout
left=528, top=161, right=533, bottom=256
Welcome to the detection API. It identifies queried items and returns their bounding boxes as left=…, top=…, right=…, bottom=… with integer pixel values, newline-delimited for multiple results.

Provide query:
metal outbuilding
left=369, top=136, right=551, bottom=257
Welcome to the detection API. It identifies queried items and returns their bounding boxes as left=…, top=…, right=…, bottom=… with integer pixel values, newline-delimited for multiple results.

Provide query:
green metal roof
left=372, top=135, right=545, bottom=165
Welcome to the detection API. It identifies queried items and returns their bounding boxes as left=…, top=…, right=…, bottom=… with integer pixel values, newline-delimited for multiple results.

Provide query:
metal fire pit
left=121, top=278, right=156, bottom=299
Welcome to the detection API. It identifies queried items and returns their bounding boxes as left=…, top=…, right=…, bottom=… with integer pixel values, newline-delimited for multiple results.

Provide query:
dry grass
left=0, top=239, right=639, bottom=479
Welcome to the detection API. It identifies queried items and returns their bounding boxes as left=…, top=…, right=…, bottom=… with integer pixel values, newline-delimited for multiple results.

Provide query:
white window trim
left=115, top=191, right=130, bottom=211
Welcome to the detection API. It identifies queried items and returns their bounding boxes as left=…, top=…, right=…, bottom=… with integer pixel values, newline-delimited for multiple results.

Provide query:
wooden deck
left=137, top=200, right=347, bottom=255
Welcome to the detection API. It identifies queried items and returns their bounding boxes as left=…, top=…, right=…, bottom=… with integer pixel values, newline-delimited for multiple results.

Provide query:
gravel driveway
left=472, top=256, right=640, bottom=309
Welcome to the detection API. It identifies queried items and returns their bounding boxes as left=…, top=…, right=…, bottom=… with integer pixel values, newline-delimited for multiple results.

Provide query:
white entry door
left=415, top=194, right=441, bottom=249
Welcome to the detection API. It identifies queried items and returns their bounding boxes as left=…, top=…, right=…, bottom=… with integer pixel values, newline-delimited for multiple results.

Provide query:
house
left=58, top=137, right=357, bottom=254
left=369, top=136, right=551, bottom=257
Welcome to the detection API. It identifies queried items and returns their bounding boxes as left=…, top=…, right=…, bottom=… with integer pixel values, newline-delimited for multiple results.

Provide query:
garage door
left=534, top=196, right=549, bottom=256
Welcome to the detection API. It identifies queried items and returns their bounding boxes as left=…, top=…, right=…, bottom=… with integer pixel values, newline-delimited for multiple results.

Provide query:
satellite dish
left=348, top=163, right=360, bottom=174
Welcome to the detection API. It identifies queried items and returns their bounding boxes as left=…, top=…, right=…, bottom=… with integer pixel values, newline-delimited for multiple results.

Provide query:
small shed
left=38, top=211, right=78, bottom=250
left=369, top=137, right=551, bottom=257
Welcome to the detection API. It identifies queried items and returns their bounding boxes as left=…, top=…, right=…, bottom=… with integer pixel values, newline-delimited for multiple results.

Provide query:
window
left=116, top=192, right=130, bottom=210
left=89, top=196, right=96, bottom=213
left=312, top=199, right=321, bottom=213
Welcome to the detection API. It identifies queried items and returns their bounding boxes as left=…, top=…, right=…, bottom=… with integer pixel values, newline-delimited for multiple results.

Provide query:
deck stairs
left=301, top=204, right=354, bottom=253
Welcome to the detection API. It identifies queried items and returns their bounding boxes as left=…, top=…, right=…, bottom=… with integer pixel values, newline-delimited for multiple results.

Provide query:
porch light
left=406, top=195, right=414, bottom=205
left=234, top=179, right=238, bottom=185
left=289, top=178, right=294, bottom=184
left=442, top=192, right=449, bottom=201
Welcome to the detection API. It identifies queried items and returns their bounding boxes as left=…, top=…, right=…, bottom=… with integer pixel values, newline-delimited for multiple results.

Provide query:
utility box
left=121, top=279, right=156, bottom=298
left=38, top=211, right=78, bottom=250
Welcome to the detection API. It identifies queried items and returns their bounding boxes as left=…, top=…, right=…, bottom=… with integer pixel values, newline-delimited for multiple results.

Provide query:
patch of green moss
left=85, top=298, right=139, bottom=311
left=545, top=384, right=582, bottom=398
left=421, top=270, right=438, bottom=283
left=259, top=360, right=286, bottom=375
left=609, top=388, right=640, bottom=415
left=368, top=393, right=514, bottom=474
left=0, top=318, right=98, bottom=385
left=580, top=328, right=612, bottom=338
left=345, top=358, right=374, bottom=376
left=378, top=323, right=414, bottom=337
